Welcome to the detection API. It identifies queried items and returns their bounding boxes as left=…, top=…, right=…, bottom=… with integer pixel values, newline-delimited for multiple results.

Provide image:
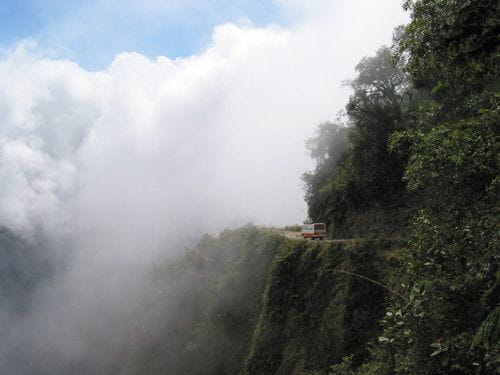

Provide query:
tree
left=303, top=46, right=409, bottom=235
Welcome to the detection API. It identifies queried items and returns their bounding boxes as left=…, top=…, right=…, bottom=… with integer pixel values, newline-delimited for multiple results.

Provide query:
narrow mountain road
left=276, top=230, right=405, bottom=244
left=277, top=230, right=354, bottom=243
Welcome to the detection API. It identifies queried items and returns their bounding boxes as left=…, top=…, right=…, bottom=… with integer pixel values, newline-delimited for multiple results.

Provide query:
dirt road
left=276, top=230, right=401, bottom=244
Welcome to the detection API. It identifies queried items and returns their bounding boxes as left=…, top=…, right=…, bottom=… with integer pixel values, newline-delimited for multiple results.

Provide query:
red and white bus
left=301, top=223, right=326, bottom=240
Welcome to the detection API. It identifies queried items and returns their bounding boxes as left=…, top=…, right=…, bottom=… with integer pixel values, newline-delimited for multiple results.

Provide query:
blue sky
left=0, top=0, right=284, bottom=70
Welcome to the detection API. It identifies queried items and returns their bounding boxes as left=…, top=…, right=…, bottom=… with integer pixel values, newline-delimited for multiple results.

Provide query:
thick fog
left=0, top=0, right=407, bottom=372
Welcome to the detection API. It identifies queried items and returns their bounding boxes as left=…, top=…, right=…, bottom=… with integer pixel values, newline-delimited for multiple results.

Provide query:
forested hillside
left=304, top=0, right=498, bottom=373
left=303, top=45, right=412, bottom=239
left=101, top=226, right=403, bottom=375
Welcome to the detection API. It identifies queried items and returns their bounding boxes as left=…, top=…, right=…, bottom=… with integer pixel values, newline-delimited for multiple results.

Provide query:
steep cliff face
left=243, top=238, right=398, bottom=375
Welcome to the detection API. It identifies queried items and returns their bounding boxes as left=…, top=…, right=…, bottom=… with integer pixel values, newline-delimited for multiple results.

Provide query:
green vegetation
left=303, top=0, right=499, bottom=373
left=303, top=46, right=412, bottom=239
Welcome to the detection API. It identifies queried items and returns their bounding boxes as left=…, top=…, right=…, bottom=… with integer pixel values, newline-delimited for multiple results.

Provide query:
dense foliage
left=304, top=0, right=499, bottom=373
left=243, top=239, right=398, bottom=374
left=303, top=46, right=413, bottom=238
